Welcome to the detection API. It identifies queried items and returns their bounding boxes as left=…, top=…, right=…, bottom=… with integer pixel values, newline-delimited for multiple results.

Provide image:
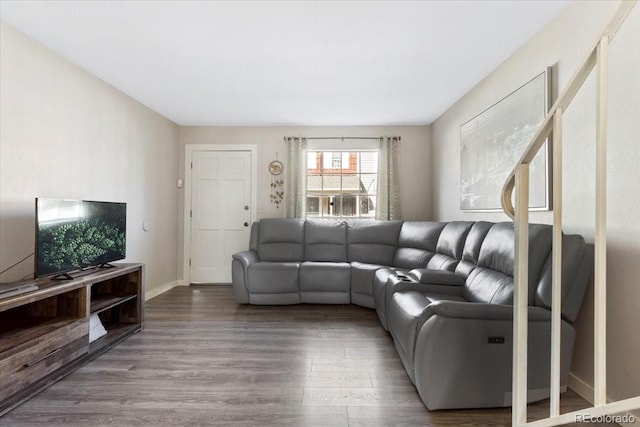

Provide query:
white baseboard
left=145, top=279, right=186, bottom=301
left=569, top=372, right=640, bottom=426
left=569, top=372, right=595, bottom=404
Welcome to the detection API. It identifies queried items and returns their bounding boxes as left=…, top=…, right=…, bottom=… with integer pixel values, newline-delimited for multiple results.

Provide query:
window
left=306, top=150, right=378, bottom=219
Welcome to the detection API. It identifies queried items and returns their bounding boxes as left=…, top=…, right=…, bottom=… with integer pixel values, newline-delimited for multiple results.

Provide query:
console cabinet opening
left=0, top=288, right=87, bottom=355
left=90, top=271, right=140, bottom=314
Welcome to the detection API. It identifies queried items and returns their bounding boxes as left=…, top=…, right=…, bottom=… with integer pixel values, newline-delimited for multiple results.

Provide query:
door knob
left=244, top=222, right=249, bottom=227
left=244, top=205, right=249, bottom=211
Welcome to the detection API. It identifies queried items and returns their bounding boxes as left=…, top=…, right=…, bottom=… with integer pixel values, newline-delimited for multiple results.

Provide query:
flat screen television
left=35, top=198, right=126, bottom=279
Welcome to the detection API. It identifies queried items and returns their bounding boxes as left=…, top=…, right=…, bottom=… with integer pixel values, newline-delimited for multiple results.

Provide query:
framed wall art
left=460, top=69, right=551, bottom=211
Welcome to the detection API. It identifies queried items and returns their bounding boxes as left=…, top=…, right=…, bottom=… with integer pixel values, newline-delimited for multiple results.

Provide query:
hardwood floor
left=1, top=285, right=615, bottom=426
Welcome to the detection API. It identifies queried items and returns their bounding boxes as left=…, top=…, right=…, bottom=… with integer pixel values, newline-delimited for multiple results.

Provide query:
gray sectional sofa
left=231, top=218, right=593, bottom=410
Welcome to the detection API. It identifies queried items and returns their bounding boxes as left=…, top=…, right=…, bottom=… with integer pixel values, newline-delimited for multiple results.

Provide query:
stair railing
left=500, top=1, right=640, bottom=426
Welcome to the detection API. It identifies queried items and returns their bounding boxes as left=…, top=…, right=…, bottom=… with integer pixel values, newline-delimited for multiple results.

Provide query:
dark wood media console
left=0, top=263, right=144, bottom=415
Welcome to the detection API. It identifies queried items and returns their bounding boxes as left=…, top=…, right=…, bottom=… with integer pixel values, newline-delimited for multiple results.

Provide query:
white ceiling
left=0, top=1, right=569, bottom=126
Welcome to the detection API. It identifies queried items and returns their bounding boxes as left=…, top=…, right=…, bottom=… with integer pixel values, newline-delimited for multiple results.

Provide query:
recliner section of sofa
left=395, top=221, right=567, bottom=399
left=386, top=226, right=591, bottom=409
left=246, top=218, right=305, bottom=305
left=462, top=222, right=552, bottom=305
left=411, top=300, right=575, bottom=409
left=300, top=220, right=350, bottom=304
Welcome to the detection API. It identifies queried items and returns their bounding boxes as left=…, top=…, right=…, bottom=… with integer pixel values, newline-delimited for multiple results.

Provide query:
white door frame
left=182, top=144, right=258, bottom=284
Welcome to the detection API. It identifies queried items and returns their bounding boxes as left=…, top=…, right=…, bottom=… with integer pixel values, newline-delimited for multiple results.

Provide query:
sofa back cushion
left=304, top=220, right=347, bottom=262
left=535, top=235, right=593, bottom=322
left=249, top=222, right=260, bottom=252
left=393, top=221, right=446, bottom=269
left=347, top=220, right=402, bottom=266
left=257, top=218, right=305, bottom=262
left=455, top=221, right=493, bottom=277
left=463, top=222, right=552, bottom=304
left=426, top=221, right=474, bottom=271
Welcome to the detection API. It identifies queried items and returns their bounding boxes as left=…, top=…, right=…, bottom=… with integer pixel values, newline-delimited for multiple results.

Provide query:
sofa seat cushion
left=300, top=262, right=351, bottom=292
left=247, top=262, right=300, bottom=294
left=299, top=261, right=351, bottom=304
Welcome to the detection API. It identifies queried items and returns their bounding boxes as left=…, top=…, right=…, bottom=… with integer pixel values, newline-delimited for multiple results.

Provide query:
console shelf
left=0, top=263, right=144, bottom=415
left=89, top=322, right=139, bottom=354
left=90, top=294, right=137, bottom=314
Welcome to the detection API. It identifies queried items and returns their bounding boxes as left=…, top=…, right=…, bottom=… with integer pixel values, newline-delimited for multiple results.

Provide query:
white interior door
left=190, top=150, right=252, bottom=283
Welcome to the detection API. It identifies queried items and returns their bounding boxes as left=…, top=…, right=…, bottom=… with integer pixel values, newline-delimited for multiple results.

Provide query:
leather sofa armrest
left=408, top=269, right=465, bottom=286
left=413, top=299, right=573, bottom=411
left=424, top=300, right=552, bottom=322
left=232, top=250, right=259, bottom=267
left=231, top=250, right=259, bottom=304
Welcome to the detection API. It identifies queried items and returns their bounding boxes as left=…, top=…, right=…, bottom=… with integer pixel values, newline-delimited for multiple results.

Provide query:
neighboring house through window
left=284, top=136, right=398, bottom=220
left=306, top=150, right=378, bottom=219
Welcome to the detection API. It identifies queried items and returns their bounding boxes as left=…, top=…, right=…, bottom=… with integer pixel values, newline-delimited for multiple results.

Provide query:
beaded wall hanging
left=268, top=157, right=284, bottom=208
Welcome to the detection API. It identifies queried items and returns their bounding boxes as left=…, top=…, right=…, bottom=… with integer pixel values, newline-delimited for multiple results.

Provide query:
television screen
left=35, top=198, right=126, bottom=278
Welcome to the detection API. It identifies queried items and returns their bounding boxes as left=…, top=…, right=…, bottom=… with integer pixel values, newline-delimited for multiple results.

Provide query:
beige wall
left=431, top=1, right=640, bottom=402
left=178, top=125, right=431, bottom=277
left=0, top=22, right=180, bottom=294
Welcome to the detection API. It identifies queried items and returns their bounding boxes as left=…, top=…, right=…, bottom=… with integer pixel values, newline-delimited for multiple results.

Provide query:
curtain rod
left=283, top=136, right=401, bottom=141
